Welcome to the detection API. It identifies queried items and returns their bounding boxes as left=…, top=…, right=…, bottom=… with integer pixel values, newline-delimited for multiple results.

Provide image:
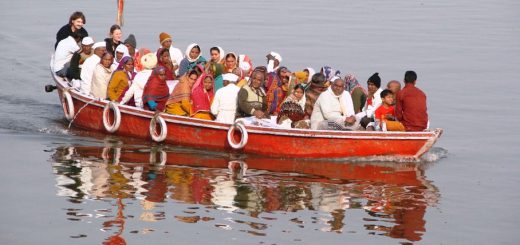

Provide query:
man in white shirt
left=310, top=78, right=358, bottom=130
left=80, top=42, right=106, bottom=95
left=211, top=73, right=241, bottom=124
left=53, top=32, right=82, bottom=77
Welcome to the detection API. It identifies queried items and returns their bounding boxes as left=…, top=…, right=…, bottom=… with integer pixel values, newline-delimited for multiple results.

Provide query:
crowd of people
left=53, top=11, right=429, bottom=132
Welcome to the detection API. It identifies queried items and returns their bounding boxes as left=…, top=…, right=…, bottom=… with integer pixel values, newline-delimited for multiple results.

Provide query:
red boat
left=49, top=68, right=442, bottom=160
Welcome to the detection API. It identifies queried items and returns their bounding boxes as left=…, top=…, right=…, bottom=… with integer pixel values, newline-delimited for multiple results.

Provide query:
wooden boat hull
left=52, top=74, right=442, bottom=160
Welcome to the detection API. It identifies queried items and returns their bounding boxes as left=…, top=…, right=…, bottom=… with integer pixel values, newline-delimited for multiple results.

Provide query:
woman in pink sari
left=190, top=73, right=215, bottom=120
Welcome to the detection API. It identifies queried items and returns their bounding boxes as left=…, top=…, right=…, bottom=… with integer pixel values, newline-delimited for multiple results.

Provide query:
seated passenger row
left=53, top=14, right=428, bottom=131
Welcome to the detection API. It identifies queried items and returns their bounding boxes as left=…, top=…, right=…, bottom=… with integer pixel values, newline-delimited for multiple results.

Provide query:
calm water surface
left=1, top=0, right=519, bottom=244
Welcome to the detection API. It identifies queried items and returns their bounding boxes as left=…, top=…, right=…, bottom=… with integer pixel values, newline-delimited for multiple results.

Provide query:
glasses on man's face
left=158, top=73, right=166, bottom=76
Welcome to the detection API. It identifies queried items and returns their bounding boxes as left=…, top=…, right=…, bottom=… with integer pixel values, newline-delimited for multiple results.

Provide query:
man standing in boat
left=395, top=71, right=429, bottom=131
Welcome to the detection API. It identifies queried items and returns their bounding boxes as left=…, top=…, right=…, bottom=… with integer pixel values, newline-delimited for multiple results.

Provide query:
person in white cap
left=80, top=41, right=106, bottom=95
left=211, top=73, right=241, bottom=124
left=66, top=36, right=94, bottom=80
left=53, top=32, right=83, bottom=77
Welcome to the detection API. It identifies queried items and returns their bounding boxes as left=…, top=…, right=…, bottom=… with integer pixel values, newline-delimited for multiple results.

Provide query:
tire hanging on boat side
left=103, top=102, right=122, bottom=133
left=227, top=122, right=248, bottom=149
left=61, top=90, right=75, bottom=121
left=150, top=114, right=167, bottom=142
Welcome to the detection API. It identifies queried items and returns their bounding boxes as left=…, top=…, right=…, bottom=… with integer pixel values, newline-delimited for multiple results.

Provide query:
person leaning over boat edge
left=55, top=11, right=88, bottom=49
left=236, top=67, right=268, bottom=119
left=395, top=70, right=429, bottom=131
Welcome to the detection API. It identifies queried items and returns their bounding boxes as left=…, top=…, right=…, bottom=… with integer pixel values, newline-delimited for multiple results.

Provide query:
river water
left=0, top=0, right=519, bottom=244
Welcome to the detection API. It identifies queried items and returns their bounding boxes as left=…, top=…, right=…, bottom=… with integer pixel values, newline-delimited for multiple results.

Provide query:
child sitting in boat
left=374, top=89, right=405, bottom=131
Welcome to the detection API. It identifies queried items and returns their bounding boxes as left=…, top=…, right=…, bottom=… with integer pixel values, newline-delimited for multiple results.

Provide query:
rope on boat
left=66, top=89, right=98, bottom=129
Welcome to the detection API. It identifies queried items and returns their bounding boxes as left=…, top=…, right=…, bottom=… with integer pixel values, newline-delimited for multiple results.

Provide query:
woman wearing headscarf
left=142, top=66, right=170, bottom=111
left=156, top=48, right=176, bottom=80
left=236, top=67, right=268, bottom=119
left=266, top=67, right=291, bottom=115
left=205, top=47, right=225, bottom=91
left=223, top=52, right=238, bottom=73
left=190, top=73, right=215, bottom=120
left=293, top=67, right=315, bottom=86
left=276, top=84, right=308, bottom=128
left=178, top=43, right=206, bottom=77
left=107, top=56, right=136, bottom=102
left=165, top=70, right=200, bottom=116
left=344, top=73, right=367, bottom=113
left=206, top=61, right=224, bottom=91
left=113, top=44, right=129, bottom=70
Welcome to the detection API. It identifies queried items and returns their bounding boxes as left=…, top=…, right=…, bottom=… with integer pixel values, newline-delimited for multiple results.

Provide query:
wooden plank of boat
left=50, top=70, right=443, bottom=160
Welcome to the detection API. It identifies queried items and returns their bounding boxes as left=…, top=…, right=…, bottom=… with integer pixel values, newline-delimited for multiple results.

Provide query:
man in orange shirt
left=395, top=71, right=429, bottom=131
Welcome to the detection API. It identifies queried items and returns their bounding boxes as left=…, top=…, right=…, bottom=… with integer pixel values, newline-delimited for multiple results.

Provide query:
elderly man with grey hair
left=310, top=77, right=359, bottom=130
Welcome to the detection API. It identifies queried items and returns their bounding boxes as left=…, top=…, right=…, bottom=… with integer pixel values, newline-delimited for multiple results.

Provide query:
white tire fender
left=227, top=123, right=248, bottom=149
left=61, top=90, right=75, bottom=120
left=103, top=102, right=121, bottom=133
left=150, top=114, right=167, bottom=142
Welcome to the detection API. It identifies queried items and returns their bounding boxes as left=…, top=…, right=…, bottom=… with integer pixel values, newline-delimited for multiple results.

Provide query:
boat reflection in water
left=50, top=140, right=439, bottom=243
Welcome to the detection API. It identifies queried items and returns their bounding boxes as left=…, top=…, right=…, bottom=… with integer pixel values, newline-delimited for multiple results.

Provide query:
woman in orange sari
left=164, top=69, right=199, bottom=116
left=190, top=73, right=215, bottom=120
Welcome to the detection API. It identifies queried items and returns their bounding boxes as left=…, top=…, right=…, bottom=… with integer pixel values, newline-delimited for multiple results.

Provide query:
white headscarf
left=185, top=43, right=201, bottom=62
left=115, top=44, right=130, bottom=61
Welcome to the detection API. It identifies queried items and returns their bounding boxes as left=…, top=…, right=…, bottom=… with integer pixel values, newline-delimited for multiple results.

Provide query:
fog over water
left=0, top=0, right=519, bottom=244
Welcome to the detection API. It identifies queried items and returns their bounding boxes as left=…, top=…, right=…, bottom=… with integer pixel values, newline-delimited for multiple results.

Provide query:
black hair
left=69, top=11, right=86, bottom=25
left=225, top=53, right=236, bottom=60
left=367, top=72, right=381, bottom=88
left=192, top=45, right=201, bottom=52
left=71, top=31, right=84, bottom=40
left=293, top=84, right=305, bottom=92
left=311, top=73, right=326, bottom=84
left=210, top=47, right=220, bottom=53
left=404, top=70, right=417, bottom=84
left=380, top=89, right=393, bottom=99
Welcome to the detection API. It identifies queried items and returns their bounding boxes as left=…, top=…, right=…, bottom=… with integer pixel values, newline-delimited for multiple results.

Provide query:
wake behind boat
left=48, top=65, right=443, bottom=161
